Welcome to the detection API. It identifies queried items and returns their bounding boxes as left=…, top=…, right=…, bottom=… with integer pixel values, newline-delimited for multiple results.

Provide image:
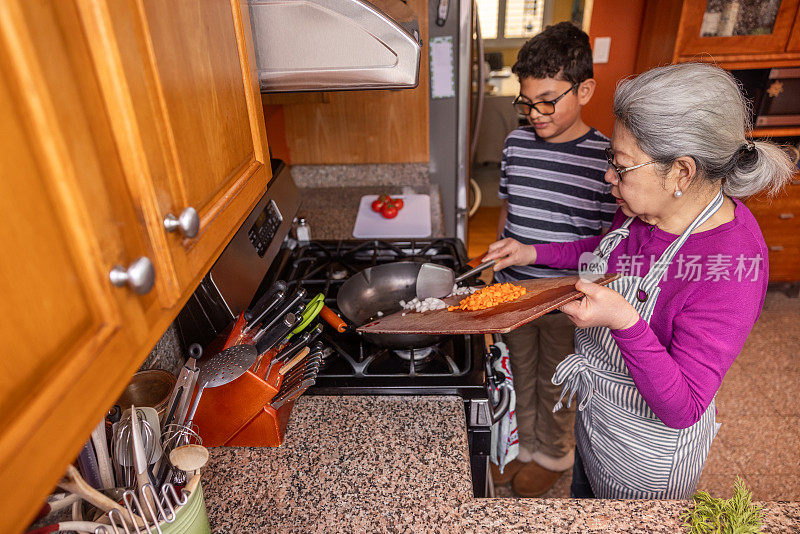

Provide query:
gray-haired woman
left=484, top=62, right=794, bottom=499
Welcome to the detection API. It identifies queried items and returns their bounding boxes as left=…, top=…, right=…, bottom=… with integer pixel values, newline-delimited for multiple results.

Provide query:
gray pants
left=501, top=312, right=576, bottom=460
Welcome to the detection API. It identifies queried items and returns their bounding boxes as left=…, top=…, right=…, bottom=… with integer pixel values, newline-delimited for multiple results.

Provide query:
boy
left=490, top=22, right=616, bottom=497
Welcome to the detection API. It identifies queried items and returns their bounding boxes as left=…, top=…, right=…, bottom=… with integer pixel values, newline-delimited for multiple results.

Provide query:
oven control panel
left=248, top=199, right=282, bottom=257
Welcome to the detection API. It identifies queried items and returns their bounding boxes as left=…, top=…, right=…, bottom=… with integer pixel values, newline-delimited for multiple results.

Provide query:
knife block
left=191, top=346, right=296, bottom=447
left=222, top=399, right=296, bottom=447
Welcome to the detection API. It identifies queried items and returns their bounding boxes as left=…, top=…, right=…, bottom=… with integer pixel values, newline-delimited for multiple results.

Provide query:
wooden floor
left=467, top=206, right=501, bottom=259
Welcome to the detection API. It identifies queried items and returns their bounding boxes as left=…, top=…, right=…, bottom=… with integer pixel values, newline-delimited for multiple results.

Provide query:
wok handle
left=319, top=305, right=347, bottom=333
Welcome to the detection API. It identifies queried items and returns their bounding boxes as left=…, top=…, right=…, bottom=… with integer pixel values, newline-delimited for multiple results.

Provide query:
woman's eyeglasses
left=604, top=147, right=657, bottom=181
left=512, top=82, right=579, bottom=116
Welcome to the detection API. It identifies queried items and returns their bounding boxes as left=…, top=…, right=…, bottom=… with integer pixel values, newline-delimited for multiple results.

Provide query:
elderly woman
left=483, top=62, right=794, bottom=499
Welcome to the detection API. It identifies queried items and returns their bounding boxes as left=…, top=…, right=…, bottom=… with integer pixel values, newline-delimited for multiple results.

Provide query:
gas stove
left=257, top=238, right=488, bottom=398
left=176, top=165, right=507, bottom=497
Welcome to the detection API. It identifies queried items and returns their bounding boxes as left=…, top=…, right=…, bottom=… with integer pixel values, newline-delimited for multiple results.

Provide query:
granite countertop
left=203, top=396, right=472, bottom=533
left=288, top=163, right=445, bottom=240
left=201, top=396, right=800, bottom=533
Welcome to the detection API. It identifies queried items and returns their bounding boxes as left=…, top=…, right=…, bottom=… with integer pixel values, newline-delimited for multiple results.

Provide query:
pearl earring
left=674, top=189, right=683, bottom=198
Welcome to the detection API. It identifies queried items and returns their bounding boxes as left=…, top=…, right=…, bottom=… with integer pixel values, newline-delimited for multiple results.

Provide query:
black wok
left=337, top=262, right=444, bottom=348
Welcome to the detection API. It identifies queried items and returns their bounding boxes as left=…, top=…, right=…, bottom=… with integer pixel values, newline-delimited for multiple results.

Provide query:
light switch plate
left=593, top=37, right=611, bottom=64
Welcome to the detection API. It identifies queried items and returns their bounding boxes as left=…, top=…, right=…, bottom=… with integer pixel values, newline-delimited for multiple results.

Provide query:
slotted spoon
left=184, top=344, right=258, bottom=423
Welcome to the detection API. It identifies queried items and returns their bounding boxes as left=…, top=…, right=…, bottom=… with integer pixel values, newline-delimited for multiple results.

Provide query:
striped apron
left=552, top=191, right=724, bottom=499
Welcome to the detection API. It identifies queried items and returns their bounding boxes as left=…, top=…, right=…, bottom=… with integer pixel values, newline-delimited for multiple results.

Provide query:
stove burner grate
left=262, top=238, right=475, bottom=380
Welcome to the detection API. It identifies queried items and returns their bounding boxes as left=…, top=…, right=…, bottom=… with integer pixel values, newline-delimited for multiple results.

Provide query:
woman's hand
left=484, top=238, right=537, bottom=271
left=559, top=279, right=640, bottom=330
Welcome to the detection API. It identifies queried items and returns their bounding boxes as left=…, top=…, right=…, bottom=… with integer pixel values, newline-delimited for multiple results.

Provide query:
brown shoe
left=490, top=459, right=527, bottom=486
left=511, top=461, right=563, bottom=498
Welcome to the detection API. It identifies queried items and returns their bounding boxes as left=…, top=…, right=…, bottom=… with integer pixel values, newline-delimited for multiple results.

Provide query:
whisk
left=159, top=422, right=203, bottom=486
left=111, top=410, right=159, bottom=488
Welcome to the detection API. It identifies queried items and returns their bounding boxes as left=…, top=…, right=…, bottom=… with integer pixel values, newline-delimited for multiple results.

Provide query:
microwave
left=732, top=67, right=800, bottom=127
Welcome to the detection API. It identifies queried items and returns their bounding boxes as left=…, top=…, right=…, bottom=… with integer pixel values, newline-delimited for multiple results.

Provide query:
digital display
left=248, top=201, right=282, bottom=257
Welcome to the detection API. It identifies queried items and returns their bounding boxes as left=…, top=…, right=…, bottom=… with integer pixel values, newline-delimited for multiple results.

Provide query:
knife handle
left=278, top=347, right=311, bottom=376
left=244, top=288, right=286, bottom=334
left=245, top=280, right=288, bottom=324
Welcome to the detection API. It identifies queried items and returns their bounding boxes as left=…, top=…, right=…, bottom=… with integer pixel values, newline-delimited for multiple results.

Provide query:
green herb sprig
left=681, top=477, right=763, bottom=533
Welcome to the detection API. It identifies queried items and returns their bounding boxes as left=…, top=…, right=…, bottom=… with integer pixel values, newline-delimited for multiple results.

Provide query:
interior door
left=0, top=1, right=162, bottom=530
left=78, top=0, right=271, bottom=308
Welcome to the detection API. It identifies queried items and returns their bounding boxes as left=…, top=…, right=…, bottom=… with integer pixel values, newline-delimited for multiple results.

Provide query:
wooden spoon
left=184, top=473, right=201, bottom=495
left=169, top=444, right=209, bottom=479
left=58, top=465, right=145, bottom=526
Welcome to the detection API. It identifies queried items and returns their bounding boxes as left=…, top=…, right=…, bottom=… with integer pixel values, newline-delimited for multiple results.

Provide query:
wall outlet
left=593, top=37, right=611, bottom=64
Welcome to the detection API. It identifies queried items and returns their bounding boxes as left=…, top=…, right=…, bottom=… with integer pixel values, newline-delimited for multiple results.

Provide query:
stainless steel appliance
left=247, top=0, right=422, bottom=92
left=177, top=164, right=509, bottom=497
left=427, top=0, right=477, bottom=241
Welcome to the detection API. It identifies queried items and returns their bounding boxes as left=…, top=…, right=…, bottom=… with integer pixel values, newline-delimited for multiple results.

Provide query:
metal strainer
left=184, top=344, right=258, bottom=424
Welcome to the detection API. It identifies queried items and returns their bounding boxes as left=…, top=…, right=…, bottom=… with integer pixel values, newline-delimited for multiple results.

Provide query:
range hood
left=247, top=0, right=422, bottom=92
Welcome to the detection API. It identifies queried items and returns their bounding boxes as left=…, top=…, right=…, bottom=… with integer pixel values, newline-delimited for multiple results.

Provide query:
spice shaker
left=295, top=217, right=311, bottom=243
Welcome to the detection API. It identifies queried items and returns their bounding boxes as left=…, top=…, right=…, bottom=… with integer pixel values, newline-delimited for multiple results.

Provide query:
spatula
left=415, top=259, right=496, bottom=299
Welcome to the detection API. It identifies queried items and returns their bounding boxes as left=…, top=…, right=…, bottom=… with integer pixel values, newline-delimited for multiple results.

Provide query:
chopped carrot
left=448, top=283, right=527, bottom=311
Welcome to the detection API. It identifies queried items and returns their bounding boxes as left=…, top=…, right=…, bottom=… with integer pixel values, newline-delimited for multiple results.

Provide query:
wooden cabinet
left=636, top=0, right=800, bottom=281
left=0, top=1, right=269, bottom=531
left=637, top=0, right=800, bottom=71
left=77, top=0, right=270, bottom=307
left=743, top=180, right=800, bottom=282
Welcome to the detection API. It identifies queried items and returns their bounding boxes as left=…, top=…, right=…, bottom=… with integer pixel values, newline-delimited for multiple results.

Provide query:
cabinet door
left=746, top=179, right=800, bottom=281
left=677, top=0, right=800, bottom=56
left=77, top=0, right=270, bottom=308
left=0, top=2, right=164, bottom=531
left=787, top=5, right=800, bottom=51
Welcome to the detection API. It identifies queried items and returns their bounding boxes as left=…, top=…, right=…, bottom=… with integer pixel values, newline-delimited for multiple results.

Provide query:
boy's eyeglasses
left=512, top=82, right=579, bottom=116
left=604, top=147, right=657, bottom=181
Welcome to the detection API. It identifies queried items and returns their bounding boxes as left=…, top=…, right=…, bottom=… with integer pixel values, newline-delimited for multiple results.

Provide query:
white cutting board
left=352, top=194, right=432, bottom=238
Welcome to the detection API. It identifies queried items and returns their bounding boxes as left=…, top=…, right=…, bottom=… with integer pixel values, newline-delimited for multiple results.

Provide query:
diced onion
left=398, top=286, right=477, bottom=313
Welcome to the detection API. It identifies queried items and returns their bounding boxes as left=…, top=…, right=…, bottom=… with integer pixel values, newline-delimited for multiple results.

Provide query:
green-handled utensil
left=287, top=293, right=324, bottom=339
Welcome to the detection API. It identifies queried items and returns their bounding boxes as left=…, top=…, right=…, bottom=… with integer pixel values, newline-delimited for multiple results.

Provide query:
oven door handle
left=486, top=334, right=511, bottom=424
left=488, top=380, right=511, bottom=424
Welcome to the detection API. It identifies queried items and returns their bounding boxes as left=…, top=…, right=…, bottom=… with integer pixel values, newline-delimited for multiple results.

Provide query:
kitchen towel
left=490, top=341, right=519, bottom=473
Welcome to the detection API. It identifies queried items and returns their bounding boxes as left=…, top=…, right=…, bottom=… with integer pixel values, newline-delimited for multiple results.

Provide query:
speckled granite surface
left=140, top=323, right=183, bottom=376
left=203, top=396, right=472, bottom=533
left=295, top=184, right=445, bottom=239
left=291, top=163, right=430, bottom=188
left=461, top=498, right=800, bottom=533
left=200, top=396, right=800, bottom=532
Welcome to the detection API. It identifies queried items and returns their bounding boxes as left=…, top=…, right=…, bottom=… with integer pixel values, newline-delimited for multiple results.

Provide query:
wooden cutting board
left=357, top=274, right=620, bottom=335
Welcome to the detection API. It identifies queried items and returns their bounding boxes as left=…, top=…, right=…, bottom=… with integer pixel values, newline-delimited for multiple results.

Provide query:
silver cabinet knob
left=109, top=257, right=155, bottom=294
left=163, top=207, right=199, bottom=238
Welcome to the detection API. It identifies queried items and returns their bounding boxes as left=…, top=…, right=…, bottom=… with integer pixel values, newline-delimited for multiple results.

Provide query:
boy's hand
left=484, top=238, right=537, bottom=271
left=559, top=279, right=640, bottom=330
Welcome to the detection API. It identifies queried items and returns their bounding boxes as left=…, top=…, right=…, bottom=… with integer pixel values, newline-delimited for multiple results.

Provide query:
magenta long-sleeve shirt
left=535, top=198, right=768, bottom=429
